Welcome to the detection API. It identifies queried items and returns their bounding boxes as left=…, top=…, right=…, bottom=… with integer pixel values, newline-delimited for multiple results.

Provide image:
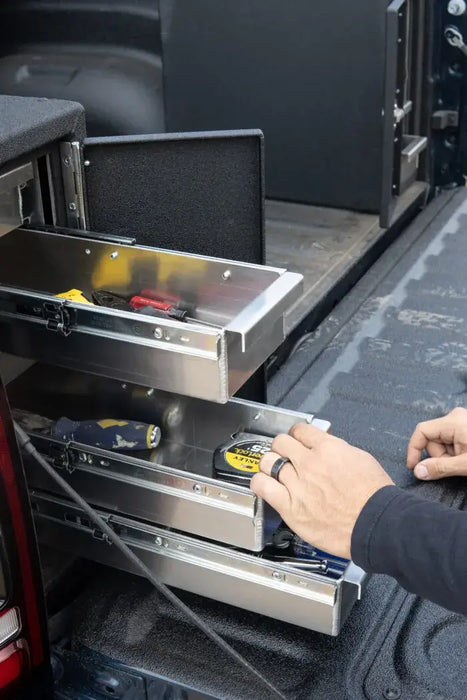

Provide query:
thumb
left=414, top=454, right=467, bottom=480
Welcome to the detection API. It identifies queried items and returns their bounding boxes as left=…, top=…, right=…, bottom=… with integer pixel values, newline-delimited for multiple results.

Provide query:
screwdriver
left=129, top=295, right=187, bottom=320
left=12, top=410, right=161, bottom=452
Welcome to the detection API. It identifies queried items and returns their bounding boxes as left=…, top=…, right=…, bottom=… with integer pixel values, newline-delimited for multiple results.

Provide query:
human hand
left=250, top=424, right=394, bottom=559
left=407, top=407, right=467, bottom=480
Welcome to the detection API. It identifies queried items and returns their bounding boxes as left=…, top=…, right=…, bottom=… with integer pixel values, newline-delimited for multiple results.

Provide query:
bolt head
left=155, top=536, right=163, bottom=546
left=448, top=0, right=466, bottom=16
left=153, top=328, right=163, bottom=340
left=85, top=248, right=91, bottom=255
left=109, top=251, right=118, bottom=260
left=63, top=156, right=71, bottom=167
left=272, top=571, right=282, bottom=580
left=222, top=270, right=231, bottom=281
left=68, top=202, right=77, bottom=211
left=193, top=484, right=202, bottom=494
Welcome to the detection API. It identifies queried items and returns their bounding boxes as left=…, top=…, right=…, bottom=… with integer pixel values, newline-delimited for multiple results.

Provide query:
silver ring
left=270, top=457, right=290, bottom=482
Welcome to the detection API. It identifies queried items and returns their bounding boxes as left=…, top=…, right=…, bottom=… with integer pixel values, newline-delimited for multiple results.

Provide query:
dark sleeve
left=351, top=485, right=467, bottom=615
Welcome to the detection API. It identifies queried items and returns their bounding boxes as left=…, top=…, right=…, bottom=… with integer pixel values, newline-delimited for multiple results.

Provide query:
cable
left=14, top=422, right=288, bottom=700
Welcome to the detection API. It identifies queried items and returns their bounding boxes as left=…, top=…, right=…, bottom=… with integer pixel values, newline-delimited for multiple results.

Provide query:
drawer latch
left=42, top=301, right=75, bottom=336
left=48, top=441, right=75, bottom=474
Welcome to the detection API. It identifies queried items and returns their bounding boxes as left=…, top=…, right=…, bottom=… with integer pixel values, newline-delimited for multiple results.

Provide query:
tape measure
left=213, top=432, right=273, bottom=484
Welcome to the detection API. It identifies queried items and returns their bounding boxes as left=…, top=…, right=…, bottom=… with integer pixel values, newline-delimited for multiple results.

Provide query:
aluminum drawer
left=0, top=228, right=302, bottom=402
left=17, top=373, right=329, bottom=551
left=31, top=491, right=366, bottom=636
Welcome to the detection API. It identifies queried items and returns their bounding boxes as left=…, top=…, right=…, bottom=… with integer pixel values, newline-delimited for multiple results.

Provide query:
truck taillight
left=0, top=640, right=28, bottom=689
left=0, top=608, right=21, bottom=647
left=0, top=409, right=46, bottom=693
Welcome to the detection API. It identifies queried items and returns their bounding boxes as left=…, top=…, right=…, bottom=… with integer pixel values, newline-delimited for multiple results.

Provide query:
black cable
left=14, top=422, right=288, bottom=700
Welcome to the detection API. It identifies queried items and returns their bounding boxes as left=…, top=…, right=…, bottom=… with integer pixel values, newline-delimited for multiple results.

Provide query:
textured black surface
left=0, top=94, right=85, bottom=167
left=64, top=189, right=467, bottom=699
left=84, top=131, right=265, bottom=261
left=160, top=0, right=389, bottom=212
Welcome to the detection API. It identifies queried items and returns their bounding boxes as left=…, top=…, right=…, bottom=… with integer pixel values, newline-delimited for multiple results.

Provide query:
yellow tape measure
left=213, top=432, right=273, bottom=483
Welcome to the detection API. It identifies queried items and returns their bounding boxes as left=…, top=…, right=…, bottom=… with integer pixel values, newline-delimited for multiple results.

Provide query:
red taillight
left=0, top=413, right=45, bottom=686
left=0, top=608, right=21, bottom=647
left=0, top=641, right=29, bottom=689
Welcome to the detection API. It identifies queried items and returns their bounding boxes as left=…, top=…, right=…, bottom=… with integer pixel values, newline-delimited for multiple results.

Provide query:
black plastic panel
left=84, top=131, right=265, bottom=262
left=160, top=0, right=390, bottom=213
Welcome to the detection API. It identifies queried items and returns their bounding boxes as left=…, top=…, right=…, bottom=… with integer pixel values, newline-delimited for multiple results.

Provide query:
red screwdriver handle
left=129, top=296, right=172, bottom=312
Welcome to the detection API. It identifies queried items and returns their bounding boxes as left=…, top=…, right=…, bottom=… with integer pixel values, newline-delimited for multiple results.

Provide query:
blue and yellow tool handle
left=53, top=417, right=161, bottom=451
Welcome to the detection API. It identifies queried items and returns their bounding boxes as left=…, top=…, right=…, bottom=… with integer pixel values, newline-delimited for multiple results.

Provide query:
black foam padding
left=65, top=190, right=467, bottom=699
left=83, top=131, right=265, bottom=262
left=0, top=94, right=85, bottom=167
left=160, top=0, right=388, bottom=212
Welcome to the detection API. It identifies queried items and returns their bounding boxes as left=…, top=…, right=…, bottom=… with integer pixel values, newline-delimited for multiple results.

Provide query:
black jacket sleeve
left=351, top=485, right=467, bottom=615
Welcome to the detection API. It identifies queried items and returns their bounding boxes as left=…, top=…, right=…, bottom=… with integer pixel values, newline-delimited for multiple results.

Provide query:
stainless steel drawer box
left=31, top=491, right=367, bottom=636
left=0, top=228, right=302, bottom=402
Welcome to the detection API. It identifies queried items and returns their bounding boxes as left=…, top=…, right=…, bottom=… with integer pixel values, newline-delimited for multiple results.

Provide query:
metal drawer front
left=31, top=492, right=366, bottom=636
left=0, top=228, right=302, bottom=402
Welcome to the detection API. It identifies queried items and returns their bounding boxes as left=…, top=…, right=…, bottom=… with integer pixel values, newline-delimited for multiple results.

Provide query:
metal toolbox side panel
left=32, top=502, right=343, bottom=636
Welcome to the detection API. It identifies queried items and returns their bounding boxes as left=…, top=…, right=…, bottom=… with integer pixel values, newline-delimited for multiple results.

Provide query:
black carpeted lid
left=83, top=130, right=265, bottom=264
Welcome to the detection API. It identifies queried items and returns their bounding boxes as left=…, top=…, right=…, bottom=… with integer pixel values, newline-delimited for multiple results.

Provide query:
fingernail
left=415, top=463, right=429, bottom=480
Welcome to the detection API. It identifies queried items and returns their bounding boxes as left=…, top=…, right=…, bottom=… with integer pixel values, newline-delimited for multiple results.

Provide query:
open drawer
left=10, top=366, right=329, bottom=552
left=0, top=227, right=302, bottom=402
left=30, top=491, right=366, bottom=636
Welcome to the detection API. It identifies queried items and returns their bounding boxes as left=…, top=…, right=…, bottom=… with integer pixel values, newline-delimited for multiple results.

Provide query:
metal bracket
left=63, top=510, right=113, bottom=545
left=432, top=110, right=459, bottom=130
left=42, top=300, right=75, bottom=336
left=0, top=162, right=34, bottom=237
left=60, top=142, right=87, bottom=230
left=48, top=441, right=75, bottom=473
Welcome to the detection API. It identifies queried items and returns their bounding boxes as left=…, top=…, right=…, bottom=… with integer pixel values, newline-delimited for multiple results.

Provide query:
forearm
left=351, top=485, right=467, bottom=615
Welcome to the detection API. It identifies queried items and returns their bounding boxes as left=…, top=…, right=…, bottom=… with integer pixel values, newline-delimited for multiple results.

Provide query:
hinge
left=42, top=300, right=75, bottom=336
left=60, top=141, right=87, bottom=230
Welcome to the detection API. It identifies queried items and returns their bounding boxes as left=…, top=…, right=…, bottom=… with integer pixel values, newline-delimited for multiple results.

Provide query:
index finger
left=406, top=418, right=454, bottom=469
left=289, top=422, right=329, bottom=449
